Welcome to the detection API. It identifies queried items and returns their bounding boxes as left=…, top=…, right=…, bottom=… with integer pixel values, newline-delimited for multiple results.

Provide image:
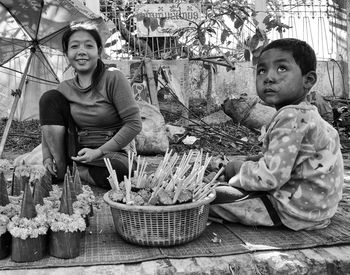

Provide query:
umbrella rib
left=34, top=0, right=44, bottom=40
left=35, top=46, right=61, bottom=83
left=0, top=38, right=31, bottom=64
left=0, top=46, right=31, bottom=68
left=38, top=25, right=70, bottom=47
left=0, top=65, right=59, bottom=85
left=0, top=3, right=35, bottom=41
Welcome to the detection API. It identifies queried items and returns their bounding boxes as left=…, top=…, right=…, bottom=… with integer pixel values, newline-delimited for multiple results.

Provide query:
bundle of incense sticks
left=106, top=150, right=224, bottom=204
left=103, top=158, right=119, bottom=190
left=146, top=149, right=223, bottom=203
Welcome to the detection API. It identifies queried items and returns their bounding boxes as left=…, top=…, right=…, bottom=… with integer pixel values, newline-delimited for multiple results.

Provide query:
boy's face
left=256, top=48, right=316, bottom=110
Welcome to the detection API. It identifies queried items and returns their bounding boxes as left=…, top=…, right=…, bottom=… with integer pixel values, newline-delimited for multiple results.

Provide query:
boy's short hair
left=259, top=38, right=316, bottom=75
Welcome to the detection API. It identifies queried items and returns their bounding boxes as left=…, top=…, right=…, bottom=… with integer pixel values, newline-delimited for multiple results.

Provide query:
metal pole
left=255, top=0, right=267, bottom=32
left=347, top=1, right=350, bottom=97
left=0, top=49, right=35, bottom=158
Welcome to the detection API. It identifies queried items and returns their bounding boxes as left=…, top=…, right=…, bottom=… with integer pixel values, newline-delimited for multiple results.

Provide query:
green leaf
left=252, top=45, right=264, bottom=65
left=263, top=15, right=271, bottom=25
left=250, top=34, right=260, bottom=50
left=229, top=12, right=236, bottom=21
left=221, top=29, right=230, bottom=44
left=234, top=17, right=244, bottom=29
left=206, top=28, right=216, bottom=34
left=198, top=30, right=206, bottom=45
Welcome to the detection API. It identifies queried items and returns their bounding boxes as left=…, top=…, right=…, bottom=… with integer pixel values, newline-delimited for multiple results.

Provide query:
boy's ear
left=303, top=71, right=317, bottom=89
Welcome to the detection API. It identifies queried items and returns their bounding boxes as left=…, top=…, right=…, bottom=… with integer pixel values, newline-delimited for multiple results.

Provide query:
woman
left=39, top=21, right=142, bottom=188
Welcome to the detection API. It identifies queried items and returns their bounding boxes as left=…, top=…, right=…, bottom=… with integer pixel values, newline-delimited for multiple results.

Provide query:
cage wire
left=71, top=1, right=350, bottom=153
left=100, top=0, right=339, bottom=61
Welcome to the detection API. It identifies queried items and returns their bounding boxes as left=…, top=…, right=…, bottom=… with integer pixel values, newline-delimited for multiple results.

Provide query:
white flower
left=0, top=203, right=21, bottom=218
left=47, top=212, right=86, bottom=233
left=48, top=185, right=62, bottom=201
left=0, top=214, right=9, bottom=236
left=73, top=200, right=91, bottom=217
left=7, top=214, right=48, bottom=240
left=0, top=159, right=11, bottom=170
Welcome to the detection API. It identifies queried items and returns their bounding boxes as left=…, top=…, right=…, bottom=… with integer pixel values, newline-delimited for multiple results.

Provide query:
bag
left=135, top=101, right=169, bottom=155
left=77, top=130, right=115, bottom=148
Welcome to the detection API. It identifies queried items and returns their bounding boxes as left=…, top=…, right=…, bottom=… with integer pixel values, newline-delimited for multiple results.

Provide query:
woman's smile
left=67, top=30, right=99, bottom=75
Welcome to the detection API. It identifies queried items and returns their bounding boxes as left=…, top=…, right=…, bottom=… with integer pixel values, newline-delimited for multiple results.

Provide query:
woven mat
left=1, top=189, right=350, bottom=270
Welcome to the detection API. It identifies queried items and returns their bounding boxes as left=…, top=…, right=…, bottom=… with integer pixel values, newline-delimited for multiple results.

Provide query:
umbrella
left=0, top=0, right=110, bottom=158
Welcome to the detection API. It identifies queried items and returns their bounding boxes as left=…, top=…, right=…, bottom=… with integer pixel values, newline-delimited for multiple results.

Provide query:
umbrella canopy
left=0, top=0, right=110, bottom=157
left=0, top=0, right=109, bottom=67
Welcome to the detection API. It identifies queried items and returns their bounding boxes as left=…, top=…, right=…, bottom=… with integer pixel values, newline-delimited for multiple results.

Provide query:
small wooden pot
left=0, top=231, right=11, bottom=259
left=11, top=234, right=47, bottom=262
left=49, top=230, right=81, bottom=259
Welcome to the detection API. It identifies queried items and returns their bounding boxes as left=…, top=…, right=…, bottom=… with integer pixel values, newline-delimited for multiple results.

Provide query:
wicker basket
left=103, top=190, right=216, bottom=247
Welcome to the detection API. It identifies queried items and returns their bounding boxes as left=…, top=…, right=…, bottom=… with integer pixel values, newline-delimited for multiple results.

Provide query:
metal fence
left=100, top=0, right=340, bottom=61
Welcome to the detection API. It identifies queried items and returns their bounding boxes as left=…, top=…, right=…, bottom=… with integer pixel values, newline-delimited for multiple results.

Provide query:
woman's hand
left=71, top=148, right=103, bottom=163
left=43, top=158, right=57, bottom=177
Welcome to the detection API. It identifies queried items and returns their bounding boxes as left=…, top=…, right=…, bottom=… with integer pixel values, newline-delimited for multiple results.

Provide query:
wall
left=189, top=60, right=345, bottom=105
left=0, top=58, right=345, bottom=121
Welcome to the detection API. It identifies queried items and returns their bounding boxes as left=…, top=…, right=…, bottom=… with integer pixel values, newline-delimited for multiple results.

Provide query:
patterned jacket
left=237, top=102, right=344, bottom=230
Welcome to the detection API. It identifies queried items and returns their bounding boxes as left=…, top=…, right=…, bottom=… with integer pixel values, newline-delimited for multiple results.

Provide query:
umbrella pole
left=0, top=50, right=35, bottom=159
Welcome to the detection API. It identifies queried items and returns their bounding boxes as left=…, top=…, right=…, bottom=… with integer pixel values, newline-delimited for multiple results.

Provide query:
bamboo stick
left=104, top=158, right=119, bottom=190
left=124, top=175, right=132, bottom=205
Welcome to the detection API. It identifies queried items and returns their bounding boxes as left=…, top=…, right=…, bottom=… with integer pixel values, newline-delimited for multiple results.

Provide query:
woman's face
left=66, top=30, right=100, bottom=75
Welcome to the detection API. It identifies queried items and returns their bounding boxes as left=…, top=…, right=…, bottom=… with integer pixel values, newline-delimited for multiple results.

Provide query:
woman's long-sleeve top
left=57, top=69, right=142, bottom=153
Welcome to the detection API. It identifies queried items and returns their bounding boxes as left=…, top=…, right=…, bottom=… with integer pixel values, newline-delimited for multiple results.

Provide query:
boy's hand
left=207, top=155, right=229, bottom=173
left=228, top=174, right=241, bottom=187
left=231, top=160, right=244, bottom=174
left=224, top=159, right=244, bottom=181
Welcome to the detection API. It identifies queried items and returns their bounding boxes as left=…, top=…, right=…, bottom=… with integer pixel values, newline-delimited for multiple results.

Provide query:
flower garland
left=43, top=197, right=60, bottom=211
left=0, top=159, right=11, bottom=170
left=0, top=203, right=21, bottom=219
left=14, top=165, right=31, bottom=178
left=48, top=185, right=62, bottom=202
left=36, top=200, right=55, bottom=216
left=0, top=214, right=9, bottom=236
left=7, top=214, right=48, bottom=240
left=42, top=185, right=62, bottom=210
left=47, top=210, right=86, bottom=233
left=81, top=185, right=95, bottom=203
left=75, top=186, right=96, bottom=217
left=73, top=200, right=91, bottom=217
left=9, top=194, right=23, bottom=205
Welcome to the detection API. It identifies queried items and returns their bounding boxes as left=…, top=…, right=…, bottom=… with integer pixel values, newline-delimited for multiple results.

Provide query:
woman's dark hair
left=259, top=38, right=316, bottom=76
left=62, top=21, right=105, bottom=88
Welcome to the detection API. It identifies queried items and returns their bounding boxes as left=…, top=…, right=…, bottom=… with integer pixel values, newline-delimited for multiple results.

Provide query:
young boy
left=210, top=38, right=344, bottom=231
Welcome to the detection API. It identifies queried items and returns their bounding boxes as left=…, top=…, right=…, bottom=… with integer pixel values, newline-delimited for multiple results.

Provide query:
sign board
left=134, top=3, right=201, bottom=37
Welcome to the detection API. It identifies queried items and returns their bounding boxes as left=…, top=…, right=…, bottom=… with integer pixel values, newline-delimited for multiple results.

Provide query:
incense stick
left=104, top=158, right=119, bottom=190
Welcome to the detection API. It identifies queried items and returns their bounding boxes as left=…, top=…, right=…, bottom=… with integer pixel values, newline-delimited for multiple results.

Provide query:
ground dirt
left=1, top=97, right=350, bottom=162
